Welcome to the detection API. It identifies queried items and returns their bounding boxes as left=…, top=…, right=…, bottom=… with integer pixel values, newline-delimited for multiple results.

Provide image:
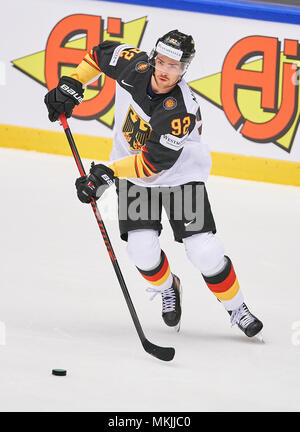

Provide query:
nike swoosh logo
left=184, top=219, right=196, bottom=227
left=121, top=79, right=134, bottom=88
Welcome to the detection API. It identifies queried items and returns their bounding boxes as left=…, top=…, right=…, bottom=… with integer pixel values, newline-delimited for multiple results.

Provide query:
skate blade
left=174, top=321, right=181, bottom=333
left=175, top=280, right=182, bottom=333
left=254, top=330, right=264, bottom=343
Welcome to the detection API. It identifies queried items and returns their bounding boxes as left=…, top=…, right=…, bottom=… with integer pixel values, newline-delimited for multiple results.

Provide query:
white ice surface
left=1, top=147, right=300, bottom=412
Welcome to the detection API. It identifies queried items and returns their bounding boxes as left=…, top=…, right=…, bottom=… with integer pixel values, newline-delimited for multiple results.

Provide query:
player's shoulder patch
left=163, top=97, right=177, bottom=111
left=135, top=61, right=150, bottom=73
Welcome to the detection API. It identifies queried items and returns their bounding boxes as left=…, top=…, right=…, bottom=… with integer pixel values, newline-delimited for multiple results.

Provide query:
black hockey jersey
left=70, top=42, right=212, bottom=187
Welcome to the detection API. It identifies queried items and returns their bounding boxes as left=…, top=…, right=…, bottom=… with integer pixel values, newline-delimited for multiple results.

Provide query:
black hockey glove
left=44, top=76, right=84, bottom=122
left=75, top=163, right=115, bottom=203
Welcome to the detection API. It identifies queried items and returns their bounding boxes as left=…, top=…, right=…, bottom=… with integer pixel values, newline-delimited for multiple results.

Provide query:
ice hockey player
left=44, top=29, right=263, bottom=338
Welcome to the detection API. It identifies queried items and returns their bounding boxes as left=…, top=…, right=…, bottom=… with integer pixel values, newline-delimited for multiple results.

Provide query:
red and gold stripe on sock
left=137, top=250, right=171, bottom=286
left=202, top=256, right=240, bottom=301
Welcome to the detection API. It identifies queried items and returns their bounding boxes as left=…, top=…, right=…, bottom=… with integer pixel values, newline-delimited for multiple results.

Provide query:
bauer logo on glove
left=75, top=163, right=115, bottom=203
left=44, top=76, right=84, bottom=122
left=59, top=83, right=84, bottom=104
left=101, top=174, right=114, bottom=186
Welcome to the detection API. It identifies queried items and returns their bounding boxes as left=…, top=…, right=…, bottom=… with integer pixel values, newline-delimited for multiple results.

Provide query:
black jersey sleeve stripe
left=141, top=151, right=159, bottom=174
left=143, top=140, right=183, bottom=173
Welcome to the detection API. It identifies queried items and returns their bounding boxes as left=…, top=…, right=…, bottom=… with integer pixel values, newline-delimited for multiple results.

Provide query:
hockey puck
left=52, top=369, right=67, bottom=376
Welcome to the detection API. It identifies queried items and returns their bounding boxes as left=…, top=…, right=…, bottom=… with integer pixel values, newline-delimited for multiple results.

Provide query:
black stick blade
left=142, top=339, right=175, bottom=362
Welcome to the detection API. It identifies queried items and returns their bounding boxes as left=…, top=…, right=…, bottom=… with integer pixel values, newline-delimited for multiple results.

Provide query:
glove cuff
left=90, top=163, right=115, bottom=180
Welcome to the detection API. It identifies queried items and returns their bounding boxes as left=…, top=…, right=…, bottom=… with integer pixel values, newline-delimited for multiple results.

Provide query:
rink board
left=1, top=0, right=300, bottom=185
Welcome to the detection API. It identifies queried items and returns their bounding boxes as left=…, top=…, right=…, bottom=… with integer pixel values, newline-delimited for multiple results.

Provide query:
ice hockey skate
left=147, top=274, right=182, bottom=332
left=228, top=303, right=263, bottom=340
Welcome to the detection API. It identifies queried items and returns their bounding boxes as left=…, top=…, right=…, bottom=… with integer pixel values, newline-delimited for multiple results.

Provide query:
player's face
left=152, top=54, right=182, bottom=93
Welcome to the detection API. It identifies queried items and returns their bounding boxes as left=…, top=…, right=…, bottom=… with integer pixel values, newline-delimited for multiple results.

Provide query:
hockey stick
left=59, top=113, right=175, bottom=362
